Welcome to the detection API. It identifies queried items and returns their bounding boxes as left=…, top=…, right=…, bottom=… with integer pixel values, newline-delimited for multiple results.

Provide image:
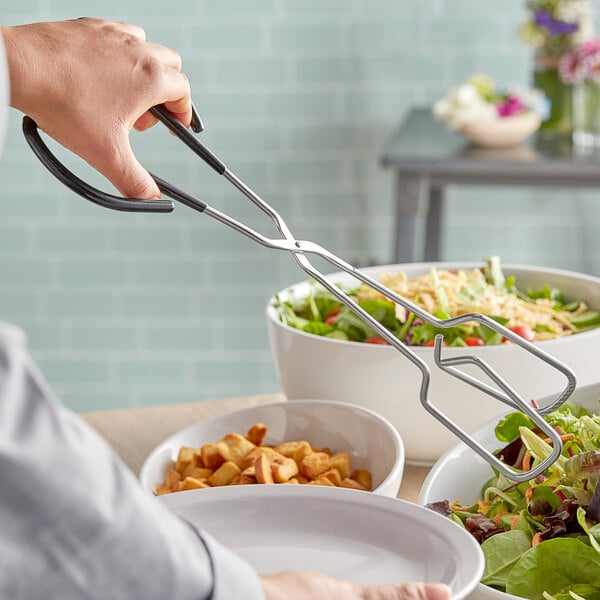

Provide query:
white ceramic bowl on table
left=140, top=399, right=405, bottom=498
left=418, top=381, right=600, bottom=600
left=266, top=262, right=600, bottom=465
left=159, top=484, right=484, bottom=598
left=459, top=111, right=541, bottom=149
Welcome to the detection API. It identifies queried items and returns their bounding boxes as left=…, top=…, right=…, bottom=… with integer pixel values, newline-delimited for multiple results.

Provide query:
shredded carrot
left=531, top=398, right=539, bottom=409
left=510, top=514, right=520, bottom=530
left=525, top=486, right=533, bottom=501
left=522, top=452, right=532, bottom=472
left=532, top=532, right=543, bottom=547
left=543, top=433, right=575, bottom=444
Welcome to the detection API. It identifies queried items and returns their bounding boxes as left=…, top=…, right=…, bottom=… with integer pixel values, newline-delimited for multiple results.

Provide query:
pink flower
left=496, top=95, right=526, bottom=117
left=586, top=52, right=600, bottom=81
left=559, top=37, right=600, bottom=84
left=578, top=38, right=600, bottom=57
left=559, top=50, right=584, bottom=84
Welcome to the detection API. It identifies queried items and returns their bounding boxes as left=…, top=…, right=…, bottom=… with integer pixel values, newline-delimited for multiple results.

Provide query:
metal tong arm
left=22, top=107, right=576, bottom=481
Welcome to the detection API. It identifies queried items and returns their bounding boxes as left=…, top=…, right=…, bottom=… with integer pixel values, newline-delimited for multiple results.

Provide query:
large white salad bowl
left=266, top=262, right=600, bottom=465
left=418, top=381, right=600, bottom=600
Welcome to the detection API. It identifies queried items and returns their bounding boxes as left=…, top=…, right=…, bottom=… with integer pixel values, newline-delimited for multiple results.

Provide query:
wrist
left=1, top=23, right=55, bottom=114
left=1, top=25, right=24, bottom=110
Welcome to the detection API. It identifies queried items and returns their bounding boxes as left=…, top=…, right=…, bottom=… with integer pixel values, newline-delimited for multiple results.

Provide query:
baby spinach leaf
left=409, top=322, right=437, bottom=345
left=481, top=529, right=531, bottom=589
left=551, top=583, right=600, bottom=600
left=334, top=309, right=377, bottom=341
left=506, top=538, right=600, bottom=600
left=526, top=284, right=565, bottom=304
left=513, top=508, right=538, bottom=538
left=314, top=295, right=342, bottom=320
left=303, top=321, right=334, bottom=336
left=495, top=411, right=535, bottom=443
left=475, top=316, right=509, bottom=346
left=357, top=299, right=398, bottom=329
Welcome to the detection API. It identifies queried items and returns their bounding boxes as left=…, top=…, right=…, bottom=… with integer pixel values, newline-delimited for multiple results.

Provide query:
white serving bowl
left=459, top=111, right=541, bottom=148
left=418, top=381, right=600, bottom=600
left=159, top=484, right=484, bottom=597
left=140, top=399, right=405, bottom=498
left=266, top=262, right=600, bottom=465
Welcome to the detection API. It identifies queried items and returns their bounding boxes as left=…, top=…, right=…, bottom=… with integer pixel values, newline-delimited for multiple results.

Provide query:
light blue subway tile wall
left=1, top=1, right=599, bottom=412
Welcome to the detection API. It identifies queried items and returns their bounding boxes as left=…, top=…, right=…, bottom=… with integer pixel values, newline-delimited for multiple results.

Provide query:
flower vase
left=533, top=51, right=572, bottom=135
left=572, top=79, right=600, bottom=148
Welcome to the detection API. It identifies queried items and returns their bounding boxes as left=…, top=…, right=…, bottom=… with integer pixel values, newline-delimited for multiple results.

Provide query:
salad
left=426, top=400, right=600, bottom=600
left=275, top=257, right=600, bottom=347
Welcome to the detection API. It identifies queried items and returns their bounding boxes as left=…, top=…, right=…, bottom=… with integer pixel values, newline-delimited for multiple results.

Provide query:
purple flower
left=534, top=10, right=579, bottom=37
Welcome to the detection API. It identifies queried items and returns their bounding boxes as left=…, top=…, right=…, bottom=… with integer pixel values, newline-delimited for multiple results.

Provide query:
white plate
left=159, top=484, right=484, bottom=598
left=418, top=382, right=600, bottom=600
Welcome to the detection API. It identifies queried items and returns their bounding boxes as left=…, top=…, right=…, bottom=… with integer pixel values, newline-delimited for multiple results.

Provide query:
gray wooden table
left=381, top=107, right=600, bottom=263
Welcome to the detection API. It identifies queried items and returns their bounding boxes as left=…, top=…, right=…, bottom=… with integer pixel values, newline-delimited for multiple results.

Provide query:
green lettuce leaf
left=506, top=538, right=600, bottom=600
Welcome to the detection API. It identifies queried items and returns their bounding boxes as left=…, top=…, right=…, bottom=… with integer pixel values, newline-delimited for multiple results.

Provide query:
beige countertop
left=82, top=392, right=431, bottom=503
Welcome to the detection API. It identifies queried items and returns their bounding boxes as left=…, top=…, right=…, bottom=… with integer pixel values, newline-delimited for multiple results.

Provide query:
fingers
left=133, top=69, right=192, bottom=132
left=145, top=41, right=182, bottom=71
left=105, top=20, right=193, bottom=130
left=101, top=134, right=161, bottom=199
left=163, top=71, right=193, bottom=126
left=71, top=17, right=147, bottom=41
left=133, top=112, right=159, bottom=132
left=260, top=572, right=452, bottom=600
left=421, top=584, right=451, bottom=600
left=115, top=21, right=147, bottom=40
left=362, top=582, right=452, bottom=600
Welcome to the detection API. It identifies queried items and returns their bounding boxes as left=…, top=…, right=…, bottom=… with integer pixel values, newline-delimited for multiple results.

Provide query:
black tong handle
left=149, top=105, right=225, bottom=175
left=22, top=103, right=219, bottom=213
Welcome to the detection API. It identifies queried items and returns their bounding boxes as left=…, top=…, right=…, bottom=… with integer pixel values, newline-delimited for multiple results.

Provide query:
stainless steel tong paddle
left=22, top=104, right=577, bottom=481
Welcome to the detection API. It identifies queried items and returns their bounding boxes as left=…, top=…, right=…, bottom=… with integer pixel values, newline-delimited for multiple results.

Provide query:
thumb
left=100, top=135, right=161, bottom=200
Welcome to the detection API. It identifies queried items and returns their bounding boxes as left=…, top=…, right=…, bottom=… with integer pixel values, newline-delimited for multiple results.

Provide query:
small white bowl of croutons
left=139, top=399, right=405, bottom=498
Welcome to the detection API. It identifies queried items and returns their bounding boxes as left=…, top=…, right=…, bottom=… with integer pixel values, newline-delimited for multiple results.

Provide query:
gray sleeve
left=0, top=31, right=8, bottom=156
left=0, top=321, right=265, bottom=600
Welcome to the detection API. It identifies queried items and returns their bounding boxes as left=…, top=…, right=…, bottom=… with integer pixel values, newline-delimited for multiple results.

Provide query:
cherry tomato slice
left=422, top=339, right=447, bottom=347
left=464, top=336, right=485, bottom=347
left=365, top=337, right=388, bottom=345
left=507, top=325, right=535, bottom=343
left=325, top=306, right=342, bottom=326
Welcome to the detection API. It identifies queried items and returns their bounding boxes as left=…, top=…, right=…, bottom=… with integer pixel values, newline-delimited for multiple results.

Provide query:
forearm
left=0, top=321, right=264, bottom=600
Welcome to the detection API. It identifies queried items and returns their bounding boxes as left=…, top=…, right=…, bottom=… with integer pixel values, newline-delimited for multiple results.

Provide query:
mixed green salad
left=275, top=257, right=600, bottom=347
left=426, top=400, right=600, bottom=600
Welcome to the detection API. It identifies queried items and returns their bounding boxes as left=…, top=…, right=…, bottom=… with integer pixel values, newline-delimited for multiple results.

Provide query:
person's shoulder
left=0, top=320, right=27, bottom=349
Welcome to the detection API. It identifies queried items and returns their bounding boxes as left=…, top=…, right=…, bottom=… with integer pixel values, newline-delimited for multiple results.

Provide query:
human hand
left=1, top=17, right=192, bottom=199
left=260, top=571, right=452, bottom=600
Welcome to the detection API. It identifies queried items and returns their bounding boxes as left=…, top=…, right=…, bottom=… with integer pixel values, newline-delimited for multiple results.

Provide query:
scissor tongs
left=22, top=104, right=577, bottom=481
